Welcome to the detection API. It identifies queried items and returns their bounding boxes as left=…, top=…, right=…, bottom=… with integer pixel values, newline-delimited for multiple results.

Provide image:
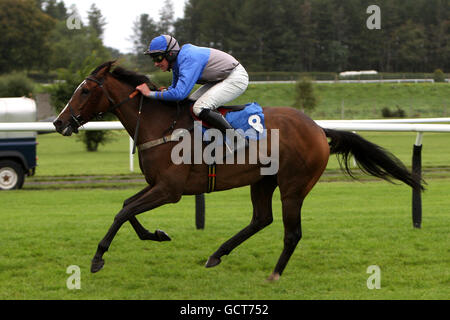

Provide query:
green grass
left=0, top=179, right=448, bottom=299
left=34, top=131, right=139, bottom=176
left=231, top=82, right=450, bottom=119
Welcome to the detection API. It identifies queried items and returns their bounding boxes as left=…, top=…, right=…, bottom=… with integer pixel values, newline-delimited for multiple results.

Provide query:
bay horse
left=53, top=61, right=423, bottom=281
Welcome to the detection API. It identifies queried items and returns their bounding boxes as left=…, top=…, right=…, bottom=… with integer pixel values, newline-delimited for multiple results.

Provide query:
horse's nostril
left=53, top=119, right=62, bottom=128
left=53, top=120, right=64, bottom=133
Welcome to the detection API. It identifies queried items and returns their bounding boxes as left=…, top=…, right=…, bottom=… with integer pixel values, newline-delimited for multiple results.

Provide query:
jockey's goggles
left=151, top=54, right=165, bottom=63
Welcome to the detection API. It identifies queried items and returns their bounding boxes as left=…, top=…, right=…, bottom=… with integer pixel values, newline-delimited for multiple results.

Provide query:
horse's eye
left=81, top=88, right=90, bottom=95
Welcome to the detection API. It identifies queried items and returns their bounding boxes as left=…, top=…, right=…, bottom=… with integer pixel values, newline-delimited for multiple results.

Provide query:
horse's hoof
left=91, top=258, right=105, bottom=273
left=156, top=230, right=171, bottom=241
left=205, top=256, right=221, bottom=268
left=266, top=272, right=280, bottom=282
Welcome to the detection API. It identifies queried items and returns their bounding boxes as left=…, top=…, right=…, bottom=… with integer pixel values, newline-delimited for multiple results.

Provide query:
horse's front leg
left=91, top=184, right=181, bottom=273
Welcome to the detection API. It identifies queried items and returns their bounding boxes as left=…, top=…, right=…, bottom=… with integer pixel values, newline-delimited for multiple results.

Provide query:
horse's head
left=53, top=61, right=117, bottom=136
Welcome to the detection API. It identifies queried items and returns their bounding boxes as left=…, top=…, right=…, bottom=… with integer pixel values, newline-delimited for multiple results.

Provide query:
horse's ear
left=96, top=60, right=116, bottom=78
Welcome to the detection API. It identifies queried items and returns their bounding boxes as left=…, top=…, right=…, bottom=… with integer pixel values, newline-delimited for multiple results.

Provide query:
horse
left=53, top=61, right=424, bottom=281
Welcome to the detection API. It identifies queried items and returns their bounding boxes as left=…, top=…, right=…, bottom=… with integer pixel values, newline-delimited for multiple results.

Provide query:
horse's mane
left=90, top=61, right=185, bottom=108
left=90, top=61, right=113, bottom=76
left=90, top=61, right=158, bottom=91
left=111, top=67, right=159, bottom=91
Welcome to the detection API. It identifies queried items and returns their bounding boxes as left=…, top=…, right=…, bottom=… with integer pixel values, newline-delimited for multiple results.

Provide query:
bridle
left=67, top=73, right=183, bottom=154
left=67, top=75, right=140, bottom=132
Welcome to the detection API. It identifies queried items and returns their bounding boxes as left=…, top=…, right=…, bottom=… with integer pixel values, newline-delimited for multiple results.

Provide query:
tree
left=0, top=0, right=54, bottom=73
left=174, top=0, right=203, bottom=44
left=47, top=20, right=110, bottom=71
left=87, top=3, right=107, bottom=39
left=171, top=0, right=450, bottom=73
left=46, top=4, right=110, bottom=71
left=41, top=0, right=68, bottom=20
left=236, top=0, right=287, bottom=71
left=130, top=14, right=159, bottom=71
left=425, top=18, right=450, bottom=71
left=292, top=77, right=318, bottom=113
left=310, top=0, right=337, bottom=71
left=158, top=0, right=175, bottom=34
left=296, top=0, right=317, bottom=72
left=433, top=69, right=446, bottom=82
left=392, top=21, right=426, bottom=72
left=0, top=73, right=35, bottom=97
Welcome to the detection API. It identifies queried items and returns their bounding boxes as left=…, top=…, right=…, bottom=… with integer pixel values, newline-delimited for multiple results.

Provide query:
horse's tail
left=323, top=128, right=425, bottom=191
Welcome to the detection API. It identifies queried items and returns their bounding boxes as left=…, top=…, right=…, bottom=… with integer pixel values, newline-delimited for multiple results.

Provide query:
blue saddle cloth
left=201, top=102, right=266, bottom=141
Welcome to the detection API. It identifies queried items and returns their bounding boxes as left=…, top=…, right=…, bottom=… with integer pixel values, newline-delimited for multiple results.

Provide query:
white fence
left=1, top=119, right=450, bottom=168
left=249, top=79, right=450, bottom=84
left=1, top=118, right=449, bottom=172
left=1, top=117, right=449, bottom=132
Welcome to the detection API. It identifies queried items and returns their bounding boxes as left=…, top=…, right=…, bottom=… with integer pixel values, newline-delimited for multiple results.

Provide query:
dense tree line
left=1, top=0, right=448, bottom=75
left=0, top=0, right=53, bottom=73
left=134, top=0, right=449, bottom=73
left=183, top=0, right=450, bottom=72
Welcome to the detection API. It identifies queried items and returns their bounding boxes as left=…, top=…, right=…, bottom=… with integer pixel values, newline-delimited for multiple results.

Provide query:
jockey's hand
left=136, top=83, right=150, bottom=96
left=136, top=83, right=157, bottom=98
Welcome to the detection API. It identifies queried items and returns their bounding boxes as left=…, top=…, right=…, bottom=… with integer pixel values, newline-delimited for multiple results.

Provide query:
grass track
left=1, top=179, right=448, bottom=299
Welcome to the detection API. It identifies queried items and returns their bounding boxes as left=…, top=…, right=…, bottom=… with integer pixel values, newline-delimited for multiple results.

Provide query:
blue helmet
left=144, top=35, right=180, bottom=62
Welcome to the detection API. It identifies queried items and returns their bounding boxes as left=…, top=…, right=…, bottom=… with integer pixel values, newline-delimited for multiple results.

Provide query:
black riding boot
left=198, top=109, right=248, bottom=153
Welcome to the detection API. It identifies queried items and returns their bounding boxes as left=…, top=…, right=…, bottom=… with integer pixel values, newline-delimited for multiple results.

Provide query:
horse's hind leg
left=267, top=197, right=303, bottom=281
left=122, top=185, right=151, bottom=208
left=129, top=217, right=171, bottom=241
left=124, top=186, right=171, bottom=241
left=205, top=176, right=277, bottom=268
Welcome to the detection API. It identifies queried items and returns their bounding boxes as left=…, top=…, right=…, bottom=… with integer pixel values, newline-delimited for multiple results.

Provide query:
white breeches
left=191, top=64, right=249, bottom=116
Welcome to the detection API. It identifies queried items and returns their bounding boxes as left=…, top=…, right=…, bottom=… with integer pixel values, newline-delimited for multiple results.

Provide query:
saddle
left=185, top=99, right=246, bottom=128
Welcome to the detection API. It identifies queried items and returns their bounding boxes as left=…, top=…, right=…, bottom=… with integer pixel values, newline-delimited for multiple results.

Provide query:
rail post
left=129, top=137, right=134, bottom=172
left=412, top=132, right=423, bottom=229
left=195, top=194, right=205, bottom=229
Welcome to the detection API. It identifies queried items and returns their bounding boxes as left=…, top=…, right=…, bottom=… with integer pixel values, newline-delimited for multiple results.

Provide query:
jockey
left=136, top=35, right=249, bottom=150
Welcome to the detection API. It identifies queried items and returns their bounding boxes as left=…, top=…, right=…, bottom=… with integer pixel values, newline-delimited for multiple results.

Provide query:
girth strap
left=137, top=129, right=187, bottom=152
left=207, top=163, right=216, bottom=193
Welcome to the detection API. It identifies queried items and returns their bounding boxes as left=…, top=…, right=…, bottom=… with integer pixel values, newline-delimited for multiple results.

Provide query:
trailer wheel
left=0, top=160, right=25, bottom=190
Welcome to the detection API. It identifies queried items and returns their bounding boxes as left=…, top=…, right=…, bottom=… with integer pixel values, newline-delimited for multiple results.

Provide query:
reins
left=85, top=76, right=140, bottom=116
left=78, top=75, right=183, bottom=154
left=131, top=94, right=144, bottom=154
left=67, top=76, right=142, bottom=146
left=86, top=76, right=142, bottom=154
